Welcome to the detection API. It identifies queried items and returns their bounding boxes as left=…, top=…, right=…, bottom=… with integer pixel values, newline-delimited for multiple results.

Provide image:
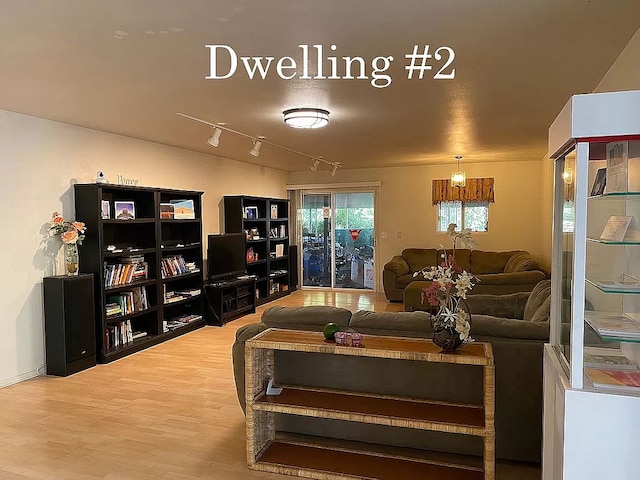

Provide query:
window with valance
left=432, top=178, right=495, bottom=232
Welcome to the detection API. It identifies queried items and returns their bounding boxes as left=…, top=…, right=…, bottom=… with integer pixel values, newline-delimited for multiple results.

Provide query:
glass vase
left=64, top=243, right=79, bottom=276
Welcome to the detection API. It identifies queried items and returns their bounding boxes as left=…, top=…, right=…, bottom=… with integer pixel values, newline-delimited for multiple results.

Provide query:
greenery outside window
left=437, top=200, right=489, bottom=232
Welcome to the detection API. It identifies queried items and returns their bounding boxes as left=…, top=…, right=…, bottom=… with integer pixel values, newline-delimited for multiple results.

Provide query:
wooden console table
left=245, top=328, right=495, bottom=480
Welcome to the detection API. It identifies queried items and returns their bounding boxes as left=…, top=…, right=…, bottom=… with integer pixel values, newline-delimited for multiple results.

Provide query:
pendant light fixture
left=283, top=108, right=330, bottom=129
left=451, top=155, right=466, bottom=187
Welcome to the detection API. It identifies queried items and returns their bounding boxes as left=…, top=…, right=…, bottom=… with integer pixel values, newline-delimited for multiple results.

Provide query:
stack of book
left=105, top=286, right=149, bottom=317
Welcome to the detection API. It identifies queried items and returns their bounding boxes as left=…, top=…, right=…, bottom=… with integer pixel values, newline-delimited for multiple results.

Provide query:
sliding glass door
left=301, top=191, right=375, bottom=290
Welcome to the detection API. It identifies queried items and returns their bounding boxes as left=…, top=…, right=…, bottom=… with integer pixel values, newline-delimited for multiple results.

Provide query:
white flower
left=440, top=307, right=457, bottom=326
left=455, top=315, right=471, bottom=341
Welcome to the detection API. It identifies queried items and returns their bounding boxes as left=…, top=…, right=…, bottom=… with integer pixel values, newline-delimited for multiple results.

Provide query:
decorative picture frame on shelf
left=590, top=167, right=607, bottom=197
left=101, top=200, right=111, bottom=219
left=170, top=199, right=195, bottom=219
left=270, top=204, right=278, bottom=219
left=114, top=201, right=135, bottom=220
left=245, top=206, right=258, bottom=219
left=160, top=203, right=175, bottom=219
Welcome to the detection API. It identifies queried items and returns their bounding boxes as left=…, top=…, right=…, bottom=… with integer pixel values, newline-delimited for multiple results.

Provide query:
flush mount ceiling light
left=207, top=127, right=222, bottom=147
left=451, top=155, right=466, bottom=188
left=283, top=108, right=330, bottom=129
left=249, top=139, right=263, bottom=157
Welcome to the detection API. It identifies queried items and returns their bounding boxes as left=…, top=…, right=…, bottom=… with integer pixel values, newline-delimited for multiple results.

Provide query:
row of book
left=161, top=255, right=200, bottom=278
left=163, top=314, right=203, bottom=332
left=105, top=320, right=148, bottom=349
left=104, top=256, right=149, bottom=287
left=105, top=286, right=149, bottom=317
left=163, top=284, right=201, bottom=304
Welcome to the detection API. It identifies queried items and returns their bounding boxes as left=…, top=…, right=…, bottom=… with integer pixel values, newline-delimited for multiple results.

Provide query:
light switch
left=396, top=231, right=402, bottom=238
left=380, top=231, right=388, bottom=239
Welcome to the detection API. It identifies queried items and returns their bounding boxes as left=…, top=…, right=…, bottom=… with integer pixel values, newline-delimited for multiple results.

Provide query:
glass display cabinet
left=543, top=90, right=640, bottom=480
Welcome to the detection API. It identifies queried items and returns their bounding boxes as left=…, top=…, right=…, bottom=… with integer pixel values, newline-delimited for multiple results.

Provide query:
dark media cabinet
left=204, top=277, right=256, bottom=326
left=74, top=183, right=205, bottom=363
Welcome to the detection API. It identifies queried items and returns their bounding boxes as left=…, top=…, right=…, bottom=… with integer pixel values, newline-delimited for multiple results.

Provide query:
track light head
left=309, top=159, right=320, bottom=172
left=328, top=163, right=338, bottom=177
left=207, top=128, right=222, bottom=147
left=249, top=140, right=262, bottom=157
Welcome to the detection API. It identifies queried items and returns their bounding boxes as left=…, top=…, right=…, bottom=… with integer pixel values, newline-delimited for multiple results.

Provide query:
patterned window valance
left=432, top=178, right=495, bottom=205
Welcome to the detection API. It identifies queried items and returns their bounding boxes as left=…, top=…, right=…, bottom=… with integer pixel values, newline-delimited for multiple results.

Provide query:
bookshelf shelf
left=74, top=183, right=204, bottom=363
left=163, top=294, right=202, bottom=308
left=105, top=306, right=158, bottom=324
left=161, top=272, right=202, bottom=283
left=105, top=278, right=157, bottom=292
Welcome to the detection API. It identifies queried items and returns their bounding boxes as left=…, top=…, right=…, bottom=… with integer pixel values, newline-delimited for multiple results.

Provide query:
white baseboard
left=0, top=366, right=43, bottom=389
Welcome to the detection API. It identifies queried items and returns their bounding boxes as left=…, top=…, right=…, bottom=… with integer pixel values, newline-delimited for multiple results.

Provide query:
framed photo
left=101, top=200, right=111, bottom=219
left=114, top=201, right=135, bottom=220
left=270, top=204, right=278, bottom=219
left=160, top=203, right=175, bottom=219
left=244, top=206, right=258, bottom=219
left=170, top=199, right=194, bottom=219
left=590, top=167, right=607, bottom=197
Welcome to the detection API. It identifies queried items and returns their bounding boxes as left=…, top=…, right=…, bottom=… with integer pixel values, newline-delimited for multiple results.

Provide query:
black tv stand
left=204, top=276, right=256, bottom=326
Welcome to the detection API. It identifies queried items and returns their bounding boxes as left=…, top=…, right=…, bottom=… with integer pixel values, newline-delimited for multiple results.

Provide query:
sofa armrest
left=465, top=292, right=530, bottom=319
left=383, top=255, right=410, bottom=276
left=504, top=252, right=540, bottom=273
left=232, top=323, right=268, bottom=414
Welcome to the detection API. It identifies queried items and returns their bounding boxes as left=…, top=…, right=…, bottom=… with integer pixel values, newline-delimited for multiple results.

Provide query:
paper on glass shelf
left=600, top=215, right=640, bottom=242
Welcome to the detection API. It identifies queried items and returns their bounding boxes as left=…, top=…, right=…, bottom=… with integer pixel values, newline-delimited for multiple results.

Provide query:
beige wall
left=595, top=27, right=640, bottom=92
left=289, top=159, right=545, bottom=289
left=0, top=110, right=287, bottom=387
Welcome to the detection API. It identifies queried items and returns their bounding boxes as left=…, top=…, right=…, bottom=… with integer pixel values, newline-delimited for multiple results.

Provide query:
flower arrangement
left=49, top=212, right=86, bottom=244
left=49, top=212, right=87, bottom=275
left=413, top=223, right=478, bottom=349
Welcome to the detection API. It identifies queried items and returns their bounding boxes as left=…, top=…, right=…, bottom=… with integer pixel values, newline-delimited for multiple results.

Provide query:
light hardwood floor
left=0, top=290, right=540, bottom=479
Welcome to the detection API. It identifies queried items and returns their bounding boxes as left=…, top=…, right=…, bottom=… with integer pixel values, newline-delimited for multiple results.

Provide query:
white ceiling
left=1, top=1, right=639, bottom=172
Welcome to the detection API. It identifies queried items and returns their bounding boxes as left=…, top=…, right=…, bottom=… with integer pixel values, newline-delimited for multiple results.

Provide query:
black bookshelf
left=74, top=184, right=205, bottom=363
left=223, top=196, right=291, bottom=305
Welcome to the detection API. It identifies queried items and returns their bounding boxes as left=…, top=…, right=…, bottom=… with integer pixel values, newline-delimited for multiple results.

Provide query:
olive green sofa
left=383, top=248, right=547, bottom=302
left=232, top=281, right=553, bottom=464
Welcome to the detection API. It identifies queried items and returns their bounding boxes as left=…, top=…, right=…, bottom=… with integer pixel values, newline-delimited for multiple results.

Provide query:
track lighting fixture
left=207, top=127, right=222, bottom=147
left=249, top=140, right=262, bottom=157
left=283, top=108, right=330, bottom=129
left=176, top=112, right=341, bottom=175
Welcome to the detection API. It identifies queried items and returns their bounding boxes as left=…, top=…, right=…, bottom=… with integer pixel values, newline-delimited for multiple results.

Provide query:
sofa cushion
left=261, top=306, right=352, bottom=329
left=523, top=280, right=552, bottom=322
left=504, top=252, right=540, bottom=273
left=438, top=248, right=471, bottom=271
left=402, top=248, right=438, bottom=273
left=470, top=251, right=514, bottom=274
left=349, top=310, right=432, bottom=337
left=471, top=315, right=550, bottom=340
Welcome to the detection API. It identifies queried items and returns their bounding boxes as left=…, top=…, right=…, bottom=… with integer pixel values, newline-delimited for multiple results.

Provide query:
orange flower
left=72, top=221, right=86, bottom=233
left=61, top=230, right=78, bottom=244
left=52, top=212, right=64, bottom=225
